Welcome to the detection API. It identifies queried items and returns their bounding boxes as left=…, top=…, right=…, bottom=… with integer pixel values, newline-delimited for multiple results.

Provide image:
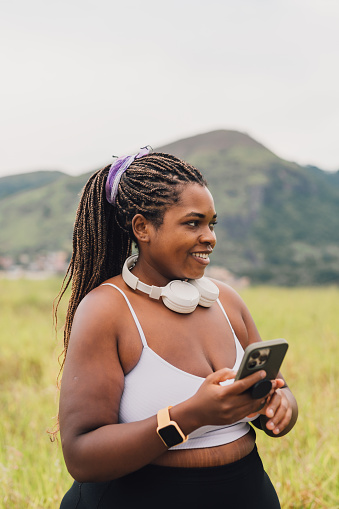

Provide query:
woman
left=57, top=149, right=298, bottom=508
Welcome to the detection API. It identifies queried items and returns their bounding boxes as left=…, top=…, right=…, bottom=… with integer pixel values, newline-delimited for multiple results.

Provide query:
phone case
left=235, top=338, right=289, bottom=381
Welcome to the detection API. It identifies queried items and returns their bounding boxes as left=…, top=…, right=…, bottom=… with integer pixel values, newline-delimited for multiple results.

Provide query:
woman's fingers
left=202, top=371, right=293, bottom=434
left=207, top=368, right=237, bottom=385
left=230, top=370, right=267, bottom=394
left=192, top=368, right=268, bottom=426
left=272, top=378, right=285, bottom=390
left=265, top=390, right=292, bottom=434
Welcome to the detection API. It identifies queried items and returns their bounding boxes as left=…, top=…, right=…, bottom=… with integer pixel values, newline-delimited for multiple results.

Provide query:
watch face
left=158, top=424, right=183, bottom=448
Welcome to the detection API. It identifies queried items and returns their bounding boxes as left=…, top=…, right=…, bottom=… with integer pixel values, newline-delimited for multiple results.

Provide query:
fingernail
left=267, top=409, right=274, bottom=418
left=274, top=428, right=280, bottom=434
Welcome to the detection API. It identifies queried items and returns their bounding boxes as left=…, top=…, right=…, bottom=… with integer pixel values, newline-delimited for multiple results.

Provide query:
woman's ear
left=131, top=214, right=151, bottom=243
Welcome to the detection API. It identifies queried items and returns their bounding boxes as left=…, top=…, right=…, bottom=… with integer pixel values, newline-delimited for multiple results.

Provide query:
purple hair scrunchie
left=105, top=146, right=152, bottom=205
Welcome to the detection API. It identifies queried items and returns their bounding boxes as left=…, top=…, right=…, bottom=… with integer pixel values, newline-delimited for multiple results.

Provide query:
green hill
left=0, top=172, right=92, bottom=256
left=0, top=170, right=66, bottom=199
left=1, top=130, right=339, bottom=285
left=158, top=131, right=339, bottom=284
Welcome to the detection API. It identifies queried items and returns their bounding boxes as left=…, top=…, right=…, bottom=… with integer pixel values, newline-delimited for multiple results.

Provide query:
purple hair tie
left=105, top=146, right=152, bottom=205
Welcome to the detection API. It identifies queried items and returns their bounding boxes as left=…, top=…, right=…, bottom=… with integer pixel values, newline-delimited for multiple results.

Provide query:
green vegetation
left=158, top=130, right=339, bottom=284
left=0, top=171, right=66, bottom=200
left=0, top=279, right=338, bottom=508
left=1, top=130, right=339, bottom=284
left=0, top=172, right=92, bottom=258
left=0, top=278, right=69, bottom=508
left=241, top=286, right=339, bottom=508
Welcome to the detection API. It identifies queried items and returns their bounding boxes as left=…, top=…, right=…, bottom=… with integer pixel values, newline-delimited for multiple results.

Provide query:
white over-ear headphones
left=122, top=254, right=219, bottom=314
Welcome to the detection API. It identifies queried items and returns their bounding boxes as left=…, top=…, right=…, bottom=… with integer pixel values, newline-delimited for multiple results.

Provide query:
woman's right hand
left=187, top=367, right=268, bottom=429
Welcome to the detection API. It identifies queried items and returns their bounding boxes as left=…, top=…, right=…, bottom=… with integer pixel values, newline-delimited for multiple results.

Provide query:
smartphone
left=235, top=339, right=289, bottom=398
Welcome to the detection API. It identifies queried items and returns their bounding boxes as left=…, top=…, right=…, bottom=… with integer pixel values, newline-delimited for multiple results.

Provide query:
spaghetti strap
left=101, top=284, right=148, bottom=348
left=216, top=298, right=236, bottom=334
left=216, top=298, right=243, bottom=368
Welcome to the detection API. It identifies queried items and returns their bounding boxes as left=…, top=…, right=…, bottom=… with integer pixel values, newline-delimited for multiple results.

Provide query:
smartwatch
left=156, top=406, right=188, bottom=448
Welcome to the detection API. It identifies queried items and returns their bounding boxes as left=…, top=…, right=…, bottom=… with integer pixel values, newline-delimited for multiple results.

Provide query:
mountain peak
left=156, top=129, right=273, bottom=160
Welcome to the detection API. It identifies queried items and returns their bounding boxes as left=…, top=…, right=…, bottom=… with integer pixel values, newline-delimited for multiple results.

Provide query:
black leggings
left=60, top=446, right=280, bottom=509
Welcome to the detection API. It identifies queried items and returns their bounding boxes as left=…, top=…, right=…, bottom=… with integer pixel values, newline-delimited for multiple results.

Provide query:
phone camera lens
left=251, top=351, right=260, bottom=359
left=259, top=354, right=268, bottom=363
left=248, top=361, right=257, bottom=369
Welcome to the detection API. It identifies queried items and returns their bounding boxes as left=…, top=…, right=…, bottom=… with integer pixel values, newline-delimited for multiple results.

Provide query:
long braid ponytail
left=55, top=152, right=206, bottom=371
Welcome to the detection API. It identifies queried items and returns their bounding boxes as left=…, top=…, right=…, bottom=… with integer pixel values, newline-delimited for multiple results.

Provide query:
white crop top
left=102, top=284, right=257, bottom=450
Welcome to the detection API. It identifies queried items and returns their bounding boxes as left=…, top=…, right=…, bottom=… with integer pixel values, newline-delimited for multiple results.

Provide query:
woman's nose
left=200, top=226, right=216, bottom=247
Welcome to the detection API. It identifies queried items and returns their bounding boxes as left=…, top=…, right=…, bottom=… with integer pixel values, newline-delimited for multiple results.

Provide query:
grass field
left=0, top=279, right=338, bottom=508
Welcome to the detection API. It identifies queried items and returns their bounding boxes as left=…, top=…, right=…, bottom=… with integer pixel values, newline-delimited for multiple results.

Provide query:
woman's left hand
left=262, top=379, right=293, bottom=435
left=248, top=378, right=295, bottom=436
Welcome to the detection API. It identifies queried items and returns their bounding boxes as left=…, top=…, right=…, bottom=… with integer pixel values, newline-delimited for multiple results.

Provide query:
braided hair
left=55, top=152, right=207, bottom=369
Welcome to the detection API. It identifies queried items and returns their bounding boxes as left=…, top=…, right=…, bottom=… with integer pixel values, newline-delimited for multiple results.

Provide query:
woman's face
left=143, top=183, right=217, bottom=283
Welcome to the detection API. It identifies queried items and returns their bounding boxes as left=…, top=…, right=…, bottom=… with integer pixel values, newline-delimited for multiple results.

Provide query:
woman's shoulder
left=208, top=277, right=245, bottom=310
left=81, top=274, right=126, bottom=303
left=72, top=275, right=130, bottom=334
left=207, top=277, right=261, bottom=347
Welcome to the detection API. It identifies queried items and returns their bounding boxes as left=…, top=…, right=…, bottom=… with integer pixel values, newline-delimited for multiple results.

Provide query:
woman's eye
left=186, top=221, right=217, bottom=230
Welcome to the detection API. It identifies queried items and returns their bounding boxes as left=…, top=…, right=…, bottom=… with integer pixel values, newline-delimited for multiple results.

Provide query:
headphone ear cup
left=188, top=277, right=219, bottom=307
left=161, top=280, right=200, bottom=313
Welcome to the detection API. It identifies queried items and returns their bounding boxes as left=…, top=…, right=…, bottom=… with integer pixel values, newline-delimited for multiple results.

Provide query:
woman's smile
left=191, top=251, right=212, bottom=264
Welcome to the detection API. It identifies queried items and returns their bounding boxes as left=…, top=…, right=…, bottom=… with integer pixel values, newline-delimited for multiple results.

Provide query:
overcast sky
left=1, top=0, right=338, bottom=178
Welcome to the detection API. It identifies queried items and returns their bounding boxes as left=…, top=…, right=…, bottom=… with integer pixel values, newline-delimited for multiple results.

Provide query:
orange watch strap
left=157, top=406, right=173, bottom=428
